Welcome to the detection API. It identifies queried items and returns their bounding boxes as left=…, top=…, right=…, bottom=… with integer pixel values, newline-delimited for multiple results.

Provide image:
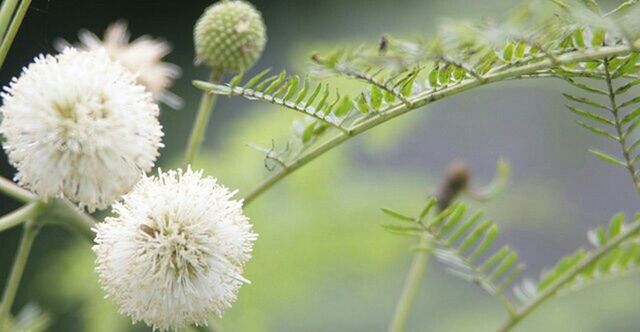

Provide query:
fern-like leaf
left=382, top=199, right=522, bottom=312
left=515, top=213, right=640, bottom=303
left=193, top=74, right=351, bottom=134
left=560, top=45, right=640, bottom=190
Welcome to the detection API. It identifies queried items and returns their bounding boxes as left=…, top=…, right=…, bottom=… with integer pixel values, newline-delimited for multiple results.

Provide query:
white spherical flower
left=0, top=48, right=163, bottom=211
left=93, top=168, right=257, bottom=331
left=56, top=21, right=182, bottom=108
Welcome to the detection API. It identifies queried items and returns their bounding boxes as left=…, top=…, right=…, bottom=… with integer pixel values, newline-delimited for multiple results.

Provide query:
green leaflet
left=381, top=208, right=415, bottom=222
left=567, top=106, right=613, bottom=126
left=502, top=42, right=514, bottom=62
left=562, top=93, right=609, bottom=110
left=589, top=149, right=626, bottom=167
left=575, top=121, right=617, bottom=141
left=283, top=75, right=300, bottom=100
left=244, top=68, right=272, bottom=89
left=369, top=85, right=383, bottom=110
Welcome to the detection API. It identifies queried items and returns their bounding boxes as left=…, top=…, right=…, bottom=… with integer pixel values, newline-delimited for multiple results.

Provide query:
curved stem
left=0, top=177, right=34, bottom=203
left=0, top=201, right=44, bottom=233
left=51, top=199, right=96, bottom=241
left=0, top=219, right=40, bottom=327
left=243, top=133, right=351, bottom=205
left=388, top=235, right=431, bottom=332
left=243, top=43, right=640, bottom=206
left=0, top=177, right=96, bottom=241
left=184, top=69, right=225, bottom=166
left=496, top=220, right=640, bottom=332
left=0, top=0, right=31, bottom=68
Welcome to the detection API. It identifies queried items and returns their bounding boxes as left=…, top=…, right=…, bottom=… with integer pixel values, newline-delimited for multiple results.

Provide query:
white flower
left=56, top=21, right=182, bottom=108
left=0, top=48, right=163, bottom=211
left=93, top=168, right=257, bottom=331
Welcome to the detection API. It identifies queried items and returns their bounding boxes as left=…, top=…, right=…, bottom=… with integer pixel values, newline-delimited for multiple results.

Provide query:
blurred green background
left=1, top=0, right=640, bottom=331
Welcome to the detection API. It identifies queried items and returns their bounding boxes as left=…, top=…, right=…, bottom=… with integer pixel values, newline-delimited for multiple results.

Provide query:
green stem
left=0, top=201, right=44, bottom=233
left=243, top=43, right=640, bottom=206
left=496, top=220, right=640, bottom=332
left=0, top=219, right=40, bottom=327
left=0, top=0, right=29, bottom=68
left=52, top=199, right=96, bottom=241
left=0, top=0, right=19, bottom=43
left=388, top=235, right=431, bottom=332
left=0, top=177, right=96, bottom=240
left=0, top=176, right=34, bottom=203
left=184, top=69, right=224, bottom=166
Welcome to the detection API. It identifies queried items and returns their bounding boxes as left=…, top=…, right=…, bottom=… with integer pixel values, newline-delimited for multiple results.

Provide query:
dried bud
left=436, top=161, right=471, bottom=211
left=379, top=34, right=389, bottom=54
left=194, top=0, right=267, bottom=73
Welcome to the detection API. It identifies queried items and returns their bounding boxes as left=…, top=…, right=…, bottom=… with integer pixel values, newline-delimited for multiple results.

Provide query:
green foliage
left=560, top=43, right=640, bottom=181
left=195, top=69, right=355, bottom=132
left=382, top=199, right=522, bottom=310
left=384, top=201, right=640, bottom=321
left=195, top=0, right=640, bottom=182
left=194, top=69, right=359, bottom=165
left=515, top=213, right=640, bottom=303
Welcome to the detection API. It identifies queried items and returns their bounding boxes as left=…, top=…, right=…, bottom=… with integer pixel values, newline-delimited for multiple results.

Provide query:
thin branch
left=0, top=219, right=40, bottom=326
left=184, top=69, right=225, bottom=166
left=388, top=235, right=431, bottom=332
left=387, top=198, right=440, bottom=332
left=45, top=199, right=97, bottom=242
left=496, top=220, right=640, bottom=332
left=0, top=177, right=97, bottom=240
left=0, top=0, right=31, bottom=68
left=243, top=43, right=640, bottom=206
left=0, top=176, right=34, bottom=203
left=0, top=201, right=44, bottom=233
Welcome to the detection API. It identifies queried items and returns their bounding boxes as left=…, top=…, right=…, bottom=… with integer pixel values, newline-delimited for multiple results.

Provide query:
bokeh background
left=1, top=0, right=639, bottom=331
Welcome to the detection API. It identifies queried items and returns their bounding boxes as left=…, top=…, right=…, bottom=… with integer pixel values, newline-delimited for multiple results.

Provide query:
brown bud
left=379, top=34, right=389, bottom=55
left=310, top=52, right=322, bottom=64
left=436, top=161, right=471, bottom=211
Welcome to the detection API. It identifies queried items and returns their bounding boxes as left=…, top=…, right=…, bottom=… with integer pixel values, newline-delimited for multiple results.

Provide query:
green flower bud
left=194, top=0, right=267, bottom=73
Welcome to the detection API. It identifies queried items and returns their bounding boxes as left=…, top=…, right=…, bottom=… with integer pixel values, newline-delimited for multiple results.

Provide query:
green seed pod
left=194, top=0, right=267, bottom=73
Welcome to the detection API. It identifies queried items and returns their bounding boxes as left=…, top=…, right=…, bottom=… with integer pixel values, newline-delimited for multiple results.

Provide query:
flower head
left=57, top=21, right=181, bottom=107
left=93, top=168, right=257, bottom=331
left=0, top=48, right=163, bottom=211
left=194, top=0, right=267, bottom=72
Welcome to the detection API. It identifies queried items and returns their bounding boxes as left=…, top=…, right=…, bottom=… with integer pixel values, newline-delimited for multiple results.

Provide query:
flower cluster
left=0, top=1, right=266, bottom=330
left=56, top=21, right=182, bottom=108
left=93, top=168, right=256, bottom=331
left=0, top=48, right=163, bottom=211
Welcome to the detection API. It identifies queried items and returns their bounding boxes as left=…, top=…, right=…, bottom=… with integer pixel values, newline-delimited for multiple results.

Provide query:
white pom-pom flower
left=56, top=21, right=182, bottom=108
left=93, top=168, right=257, bottom=331
left=0, top=48, right=163, bottom=211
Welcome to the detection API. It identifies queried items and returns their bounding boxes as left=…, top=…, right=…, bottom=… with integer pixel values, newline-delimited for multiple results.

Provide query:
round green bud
left=194, top=0, right=267, bottom=73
